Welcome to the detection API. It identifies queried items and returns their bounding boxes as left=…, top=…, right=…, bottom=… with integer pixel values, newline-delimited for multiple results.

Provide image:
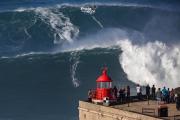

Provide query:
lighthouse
left=92, top=68, right=116, bottom=104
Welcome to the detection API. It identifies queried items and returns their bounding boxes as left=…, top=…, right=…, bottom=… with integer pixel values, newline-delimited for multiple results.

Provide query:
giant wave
left=0, top=2, right=180, bottom=91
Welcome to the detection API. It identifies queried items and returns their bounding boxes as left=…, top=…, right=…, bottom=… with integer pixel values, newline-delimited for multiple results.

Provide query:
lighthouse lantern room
left=92, top=68, right=115, bottom=103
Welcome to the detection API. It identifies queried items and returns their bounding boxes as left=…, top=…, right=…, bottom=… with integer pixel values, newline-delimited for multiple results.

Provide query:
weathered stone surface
left=79, top=101, right=162, bottom=120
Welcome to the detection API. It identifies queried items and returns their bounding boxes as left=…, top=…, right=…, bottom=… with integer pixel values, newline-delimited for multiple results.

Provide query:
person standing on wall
left=126, top=85, right=130, bottom=106
left=136, top=84, right=142, bottom=100
left=170, top=88, right=175, bottom=103
left=146, top=84, right=150, bottom=100
left=176, top=94, right=180, bottom=110
left=162, top=86, right=168, bottom=103
left=156, top=88, right=162, bottom=105
left=119, top=88, right=123, bottom=103
left=113, top=86, right=118, bottom=99
left=152, top=85, right=156, bottom=100
left=88, top=89, right=92, bottom=102
left=167, top=88, right=170, bottom=103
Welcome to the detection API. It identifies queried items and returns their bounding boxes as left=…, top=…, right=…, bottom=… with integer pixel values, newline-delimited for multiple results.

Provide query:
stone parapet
left=79, top=101, right=162, bottom=120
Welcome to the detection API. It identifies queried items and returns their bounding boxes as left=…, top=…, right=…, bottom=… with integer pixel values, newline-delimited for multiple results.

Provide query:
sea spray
left=70, top=51, right=81, bottom=87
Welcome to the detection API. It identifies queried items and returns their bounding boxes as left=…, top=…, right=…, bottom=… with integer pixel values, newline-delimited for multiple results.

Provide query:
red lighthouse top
left=96, top=68, right=112, bottom=82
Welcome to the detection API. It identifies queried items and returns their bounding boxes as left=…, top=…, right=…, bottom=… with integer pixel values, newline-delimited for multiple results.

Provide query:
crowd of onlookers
left=88, top=84, right=180, bottom=110
left=138, top=84, right=177, bottom=104
left=112, top=86, right=130, bottom=103
left=136, top=84, right=180, bottom=110
left=111, top=84, right=180, bottom=110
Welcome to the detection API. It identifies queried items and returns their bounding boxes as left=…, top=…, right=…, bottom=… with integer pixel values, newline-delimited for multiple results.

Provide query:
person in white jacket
left=136, top=84, right=142, bottom=100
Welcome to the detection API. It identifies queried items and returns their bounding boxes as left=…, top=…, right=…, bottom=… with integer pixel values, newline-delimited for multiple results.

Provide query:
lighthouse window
left=97, top=82, right=111, bottom=88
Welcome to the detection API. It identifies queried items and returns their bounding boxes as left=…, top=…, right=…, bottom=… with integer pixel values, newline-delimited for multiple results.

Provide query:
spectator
left=152, top=85, right=156, bottom=100
left=126, top=85, right=130, bottom=100
left=162, top=86, right=168, bottom=103
left=176, top=94, right=180, bottom=110
left=136, top=84, right=142, bottom=100
left=170, top=88, right=175, bottom=103
left=113, top=86, right=118, bottom=98
left=118, top=88, right=123, bottom=103
left=122, top=88, right=126, bottom=103
left=146, top=84, right=150, bottom=99
left=167, top=88, right=170, bottom=103
left=88, top=89, right=92, bottom=102
left=156, top=88, right=162, bottom=105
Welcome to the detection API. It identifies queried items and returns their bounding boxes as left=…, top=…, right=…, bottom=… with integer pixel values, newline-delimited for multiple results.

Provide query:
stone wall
left=79, top=101, right=162, bottom=120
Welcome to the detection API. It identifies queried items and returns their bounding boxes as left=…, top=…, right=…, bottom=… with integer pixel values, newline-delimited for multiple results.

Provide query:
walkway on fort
left=112, top=100, right=180, bottom=120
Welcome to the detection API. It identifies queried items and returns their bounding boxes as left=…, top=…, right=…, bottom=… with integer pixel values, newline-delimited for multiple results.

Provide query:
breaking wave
left=119, top=40, right=180, bottom=89
left=60, top=27, right=180, bottom=89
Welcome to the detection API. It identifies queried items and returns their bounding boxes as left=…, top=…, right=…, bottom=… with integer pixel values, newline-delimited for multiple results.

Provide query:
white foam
left=13, top=6, right=80, bottom=45
left=56, top=2, right=177, bottom=12
left=119, top=40, right=180, bottom=89
left=9, top=2, right=179, bottom=14
left=58, top=28, right=127, bottom=52
left=14, top=7, right=35, bottom=12
left=34, top=7, right=79, bottom=44
left=13, top=3, right=147, bottom=13
left=24, top=28, right=32, bottom=39
left=0, top=52, right=50, bottom=59
left=92, top=16, right=103, bottom=28
left=56, top=2, right=152, bottom=9
left=70, top=52, right=81, bottom=87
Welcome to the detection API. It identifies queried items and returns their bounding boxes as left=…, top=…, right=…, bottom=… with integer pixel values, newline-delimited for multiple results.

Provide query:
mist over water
left=0, top=0, right=180, bottom=119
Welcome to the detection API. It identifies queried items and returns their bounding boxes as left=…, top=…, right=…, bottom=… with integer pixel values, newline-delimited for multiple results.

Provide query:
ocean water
left=0, top=0, right=180, bottom=120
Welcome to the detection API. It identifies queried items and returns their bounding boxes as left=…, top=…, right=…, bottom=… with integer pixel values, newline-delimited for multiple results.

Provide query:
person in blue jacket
left=162, top=86, right=168, bottom=103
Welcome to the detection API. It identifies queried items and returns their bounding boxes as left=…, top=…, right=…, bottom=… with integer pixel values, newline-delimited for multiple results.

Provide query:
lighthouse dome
left=96, top=68, right=112, bottom=82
